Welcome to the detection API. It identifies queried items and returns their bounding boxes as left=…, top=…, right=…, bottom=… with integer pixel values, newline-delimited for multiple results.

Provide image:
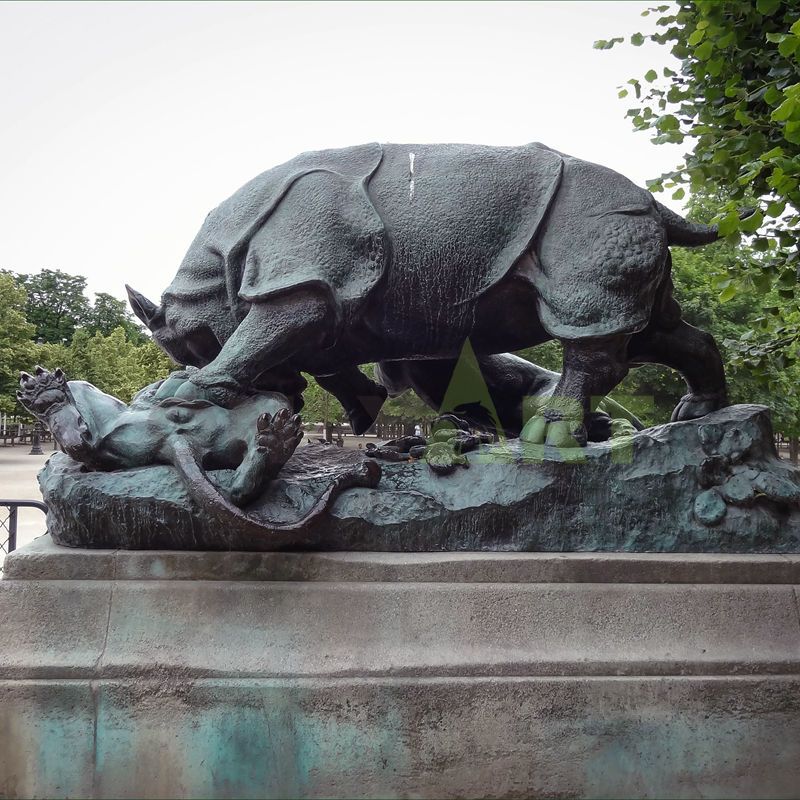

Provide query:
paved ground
left=0, top=444, right=54, bottom=556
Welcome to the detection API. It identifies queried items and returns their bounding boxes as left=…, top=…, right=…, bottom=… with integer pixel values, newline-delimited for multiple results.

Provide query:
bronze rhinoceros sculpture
left=127, top=141, right=727, bottom=445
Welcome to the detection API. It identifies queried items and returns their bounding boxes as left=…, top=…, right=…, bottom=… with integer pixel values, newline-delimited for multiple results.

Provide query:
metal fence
left=1, top=500, right=48, bottom=564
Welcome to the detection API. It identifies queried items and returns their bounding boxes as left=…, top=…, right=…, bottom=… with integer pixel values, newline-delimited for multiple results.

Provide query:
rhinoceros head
left=126, top=285, right=221, bottom=368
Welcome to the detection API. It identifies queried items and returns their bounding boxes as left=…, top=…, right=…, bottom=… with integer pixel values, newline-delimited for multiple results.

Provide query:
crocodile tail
left=654, top=201, right=719, bottom=246
left=167, top=437, right=380, bottom=538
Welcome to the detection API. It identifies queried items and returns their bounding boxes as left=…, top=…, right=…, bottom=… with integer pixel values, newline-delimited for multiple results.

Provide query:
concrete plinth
left=2, top=536, right=800, bottom=799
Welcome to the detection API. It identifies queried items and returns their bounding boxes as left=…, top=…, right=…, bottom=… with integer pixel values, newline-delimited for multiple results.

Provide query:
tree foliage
left=0, top=273, right=36, bottom=414
left=0, top=268, right=174, bottom=413
left=33, top=328, right=174, bottom=404
left=7, top=270, right=145, bottom=345
left=596, top=0, right=800, bottom=365
left=84, top=292, right=145, bottom=343
left=16, top=269, right=90, bottom=344
left=300, top=375, right=346, bottom=429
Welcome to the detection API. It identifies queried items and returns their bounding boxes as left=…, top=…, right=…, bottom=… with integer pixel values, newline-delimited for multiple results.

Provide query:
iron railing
left=1, top=499, right=48, bottom=558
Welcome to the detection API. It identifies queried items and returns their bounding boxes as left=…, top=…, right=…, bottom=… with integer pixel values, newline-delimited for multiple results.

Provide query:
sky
left=0, top=0, right=684, bottom=305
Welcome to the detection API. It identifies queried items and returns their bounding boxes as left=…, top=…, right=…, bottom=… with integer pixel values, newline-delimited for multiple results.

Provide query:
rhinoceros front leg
left=179, top=291, right=334, bottom=406
left=521, top=336, right=630, bottom=448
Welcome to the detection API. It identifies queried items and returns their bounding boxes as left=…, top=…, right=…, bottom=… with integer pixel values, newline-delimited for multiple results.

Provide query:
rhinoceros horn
left=126, top=285, right=161, bottom=328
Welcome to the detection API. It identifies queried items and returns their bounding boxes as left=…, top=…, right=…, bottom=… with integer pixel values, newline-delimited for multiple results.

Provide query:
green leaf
left=767, top=200, right=786, bottom=216
left=593, top=37, right=624, bottom=50
left=778, top=36, right=800, bottom=58
left=760, top=146, right=785, bottom=161
left=695, top=40, right=713, bottom=60
left=687, top=28, right=706, bottom=46
left=792, top=20, right=800, bottom=37
left=644, top=69, right=658, bottom=82
left=765, top=85, right=783, bottom=106
left=618, top=88, right=629, bottom=99
left=772, top=97, right=797, bottom=122
left=657, top=114, right=680, bottom=131
left=631, top=32, right=645, bottom=46
left=719, top=284, right=737, bottom=303
left=717, top=31, right=736, bottom=48
left=707, top=58, right=724, bottom=76
left=712, top=148, right=731, bottom=164
left=753, top=271, right=772, bottom=292
left=671, top=187, right=685, bottom=200
left=717, top=211, right=741, bottom=236
left=757, top=0, right=780, bottom=14
left=740, top=210, right=765, bottom=234
left=779, top=269, right=797, bottom=288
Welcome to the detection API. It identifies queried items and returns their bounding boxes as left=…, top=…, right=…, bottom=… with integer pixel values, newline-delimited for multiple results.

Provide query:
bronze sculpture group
left=20, top=141, right=750, bottom=545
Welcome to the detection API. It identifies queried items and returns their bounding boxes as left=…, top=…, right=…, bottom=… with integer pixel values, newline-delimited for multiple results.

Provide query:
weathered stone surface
left=39, top=404, right=800, bottom=552
left=2, top=542, right=800, bottom=798
left=8, top=534, right=800, bottom=584
left=3, top=676, right=800, bottom=800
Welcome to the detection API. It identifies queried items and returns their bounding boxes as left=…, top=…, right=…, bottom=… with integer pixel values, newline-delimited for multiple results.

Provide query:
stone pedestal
left=2, top=536, right=800, bottom=799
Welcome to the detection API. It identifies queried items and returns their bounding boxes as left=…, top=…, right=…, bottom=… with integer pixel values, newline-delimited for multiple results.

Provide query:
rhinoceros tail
left=654, top=201, right=720, bottom=247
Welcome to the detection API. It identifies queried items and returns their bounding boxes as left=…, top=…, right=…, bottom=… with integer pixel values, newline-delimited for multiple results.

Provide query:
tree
left=15, top=269, right=90, bottom=343
left=80, top=328, right=174, bottom=403
left=300, top=375, right=346, bottom=440
left=85, top=292, right=145, bottom=343
left=380, top=390, right=436, bottom=436
left=0, top=273, right=36, bottom=414
left=34, top=328, right=175, bottom=405
left=596, top=1, right=800, bottom=362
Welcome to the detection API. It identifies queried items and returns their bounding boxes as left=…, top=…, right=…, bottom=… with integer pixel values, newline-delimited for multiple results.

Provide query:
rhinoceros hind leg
left=520, top=336, right=630, bottom=447
left=628, top=319, right=728, bottom=422
left=377, top=355, right=562, bottom=439
left=316, top=368, right=388, bottom=435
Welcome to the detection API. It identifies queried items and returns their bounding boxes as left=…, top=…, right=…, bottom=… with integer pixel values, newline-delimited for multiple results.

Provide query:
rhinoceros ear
left=126, top=285, right=162, bottom=329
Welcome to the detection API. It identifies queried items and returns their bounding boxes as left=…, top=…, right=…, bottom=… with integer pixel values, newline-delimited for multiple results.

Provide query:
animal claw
left=257, top=412, right=272, bottom=430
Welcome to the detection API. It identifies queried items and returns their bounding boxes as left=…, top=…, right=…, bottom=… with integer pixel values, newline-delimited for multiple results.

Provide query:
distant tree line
left=0, top=269, right=173, bottom=414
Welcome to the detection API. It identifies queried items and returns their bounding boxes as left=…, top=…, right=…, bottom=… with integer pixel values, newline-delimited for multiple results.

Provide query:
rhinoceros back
left=369, top=143, right=563, bottom=349
left=163, top=143, right=566, bottom=345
